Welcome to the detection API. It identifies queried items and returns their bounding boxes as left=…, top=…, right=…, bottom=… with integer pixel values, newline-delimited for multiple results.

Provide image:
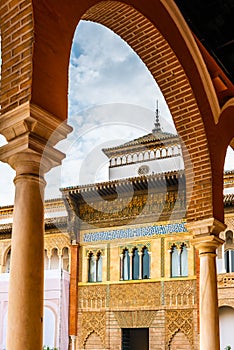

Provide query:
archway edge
left=30, top=0, right=219, bottom=124
left=30, top=0, right=224, bottom=221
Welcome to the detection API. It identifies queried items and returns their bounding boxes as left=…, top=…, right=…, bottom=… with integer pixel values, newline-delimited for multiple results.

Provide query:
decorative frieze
left=163, top=280, right=196, bottom=306
left=113, top=310, right=157, bottom=328
left=82, top=221, right=187, bottom=243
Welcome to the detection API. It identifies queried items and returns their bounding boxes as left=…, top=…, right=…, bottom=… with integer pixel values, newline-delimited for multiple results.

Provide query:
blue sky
left=0, top=20, right=233, bottom=205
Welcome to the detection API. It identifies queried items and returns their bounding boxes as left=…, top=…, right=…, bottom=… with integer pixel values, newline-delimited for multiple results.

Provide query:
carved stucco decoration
left=44, top=234, right=70, bottom=255
left=78, top=280, right=196, bottom=311
left=163, top=280, right=196, bottom=306
left=167, top=240, right=190, bottom=250
left=80, top=311, right=106, bottom=348
left=109, top=282, right=161, bottom=308
left=119, top=241, right=151, bottom=254
left=114, top=310, right=157, bottom=328
left=218, top=274, right=234, bottom=288
left=166, top=309, right=194, bottom=349
left=85, top=248, right=105, bottom=257
left=79, top=285, right=107, bottom=309
left=78, top=189, right=186, bottom=225
left=225, top=217, right=234, bottom=231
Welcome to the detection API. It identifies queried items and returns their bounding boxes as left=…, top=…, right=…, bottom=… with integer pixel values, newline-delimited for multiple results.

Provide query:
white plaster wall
left=109, top=156, right=184, bottom=180
left=0, top=275, right=8, bottom=350
left=0, top=270, right=70, bottom=350
left=219, top=306, right=234, bottom=349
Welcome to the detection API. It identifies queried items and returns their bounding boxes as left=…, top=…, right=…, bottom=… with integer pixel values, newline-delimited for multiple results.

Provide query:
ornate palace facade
left=63, top=120, right=234, bottom=349
left=1, top=118, right=234, bottom=349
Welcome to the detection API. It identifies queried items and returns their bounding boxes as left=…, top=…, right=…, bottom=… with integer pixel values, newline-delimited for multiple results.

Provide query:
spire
left=152, top=100, right=162, bottom=134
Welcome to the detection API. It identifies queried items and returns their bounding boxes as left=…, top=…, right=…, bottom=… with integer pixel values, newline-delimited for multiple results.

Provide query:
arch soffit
left=1, top=245, right=11, bottom=266
left=219, top=98, right=234, bottom=148
left=17, top=0, right=223, bottom=219
left=81, top=1, right=215, bottom=220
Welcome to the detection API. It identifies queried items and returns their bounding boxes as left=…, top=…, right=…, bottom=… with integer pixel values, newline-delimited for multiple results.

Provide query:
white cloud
left=225, top=147, right=234, bottom=170
left=68, top=21, right=163, bottom=115
left=0, top=21, right=233, bottom=205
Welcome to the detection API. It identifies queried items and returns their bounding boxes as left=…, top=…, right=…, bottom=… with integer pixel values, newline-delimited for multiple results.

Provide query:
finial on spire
left=152, top=100, right=162, bottom=134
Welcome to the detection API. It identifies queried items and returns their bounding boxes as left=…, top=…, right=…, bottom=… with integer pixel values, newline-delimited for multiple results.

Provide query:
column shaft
left=7, top=174, right=45, bottom=349
left=120, top=254, right=123, bottom=280
left=199, top=251, right=219, bottom=350
left=69, top=244, right=79, bottom=339
left=189, top=219, right=226, bottom=350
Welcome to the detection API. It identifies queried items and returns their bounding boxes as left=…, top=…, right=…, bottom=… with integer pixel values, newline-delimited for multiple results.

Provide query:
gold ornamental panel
left=80, top=311, right=106, bottom=348
left=114, top=310, right=157, bottom=328
left=166, top=309, right=194, bottom=349
left=164, top=280, right=196, bottom=307
left=110, top=282, right=161, bottom=308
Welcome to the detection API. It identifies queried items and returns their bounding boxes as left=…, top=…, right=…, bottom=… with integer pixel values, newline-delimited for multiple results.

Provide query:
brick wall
left=0, top=0, right=33, bottom=114
left=84, top=332, right=103, bottom=349
left=169, top=331, right=191, bottom=349
left=0, top=0, right=221, bottom=221
left=82, top=1, right=213, bottom=222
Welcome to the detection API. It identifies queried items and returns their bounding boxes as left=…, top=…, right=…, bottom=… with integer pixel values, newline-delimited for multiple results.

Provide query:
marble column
left=69, top=242, right=79, bottom=350
left=0, top=102, right=72, bottom=350
left=119, top=254, right=123, bottom=280
left=138, top=251, right=143, bottom=279
left=189, top=218, right=226, bottom=350
left=70, top=335, right=77, bottom=350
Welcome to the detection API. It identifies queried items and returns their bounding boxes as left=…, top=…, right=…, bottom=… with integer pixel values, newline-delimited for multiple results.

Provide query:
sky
left=0, top=20, right=233, bottom=205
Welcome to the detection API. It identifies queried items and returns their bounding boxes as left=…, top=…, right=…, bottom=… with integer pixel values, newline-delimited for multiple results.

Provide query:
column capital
left=191, top=234, right=224, bottom=254
left=71, top=240, right=78, bottom=246
left=0, top=102, right=72, bottom=174
left=186, top=217, right=226, bottom=236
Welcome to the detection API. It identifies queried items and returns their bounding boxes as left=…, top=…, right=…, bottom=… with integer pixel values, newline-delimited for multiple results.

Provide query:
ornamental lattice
left=166, top=309, right=194, bottom=349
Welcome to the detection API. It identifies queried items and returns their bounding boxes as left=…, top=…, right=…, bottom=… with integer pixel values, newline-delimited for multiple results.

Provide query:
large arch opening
left=29, top=0, right=221, bottom=222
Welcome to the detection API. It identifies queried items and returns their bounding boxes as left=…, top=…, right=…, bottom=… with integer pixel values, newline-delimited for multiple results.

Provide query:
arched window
left=180, top=244, right=188, bottom=277
left=171, top=244, right=188, bottom=277
left=132, top=248, right=139, bottom=280
left=226, top=230, right=233, bottom=244
left=88, top=253, right=96, bottom=282
left=5, top=249, right=11, bottom=273
left=88, top=251, right=103, bottom=282
left=225, top=249, right=234, bottom=273
left=50, top=248, right=59, bottom=269
left=171, top=245, right=179, bottom=277
left=62, top=247, right=69, bottom=271
left=123, top=249, right=130, bottom=280
left=43, top=307, right=56, bottom=348
left=142, top=247, right=150, bottom=279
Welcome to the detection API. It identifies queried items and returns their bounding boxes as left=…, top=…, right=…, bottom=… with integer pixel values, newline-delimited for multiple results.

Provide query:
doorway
left=122, top=328, right=149, bottom=350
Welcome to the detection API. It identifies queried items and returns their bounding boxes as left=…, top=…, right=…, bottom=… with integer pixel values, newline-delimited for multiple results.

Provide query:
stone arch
left=50, top=247, right=59, bottom=270
left=2, top=244, right=11, bottom=264
left=169, top=330, right=191, bottom=349
left=84, top=331, right=103, bottom=349
left=62, top=246, right=69, bottom=271
left=2, top=0, right=233, bottom=222
left=3, top=245, right=11, bottom=273
left=43, top=305, right=58, bottom=349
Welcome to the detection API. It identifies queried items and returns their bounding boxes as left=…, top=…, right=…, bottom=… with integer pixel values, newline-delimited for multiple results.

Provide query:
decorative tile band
left=82, top=222, right=187, bottom=243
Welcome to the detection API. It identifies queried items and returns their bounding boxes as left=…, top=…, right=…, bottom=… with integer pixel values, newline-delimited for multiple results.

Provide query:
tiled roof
left=224, top=193, right=234, bottom=206
left=102, top=130, right=179, bottom=157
